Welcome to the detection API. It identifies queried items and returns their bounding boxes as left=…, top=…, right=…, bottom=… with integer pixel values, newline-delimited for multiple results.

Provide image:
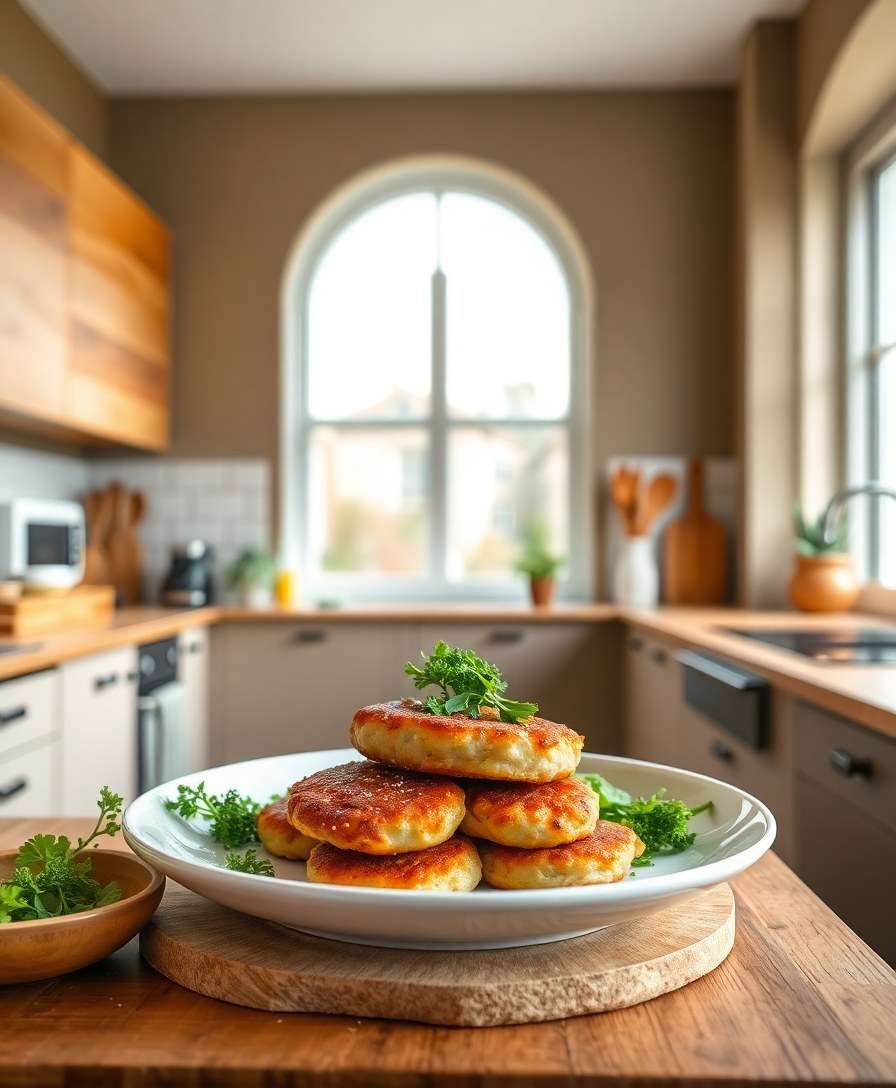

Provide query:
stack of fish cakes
left=263, top=699, right=643, bottom=891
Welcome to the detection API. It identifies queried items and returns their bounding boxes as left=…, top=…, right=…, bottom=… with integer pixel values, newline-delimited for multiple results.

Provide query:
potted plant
left=514, top=522, right=563, bottom=608
left=789, top=503, right=860, bottom=612
left=226, top=548, right=277, bottom=609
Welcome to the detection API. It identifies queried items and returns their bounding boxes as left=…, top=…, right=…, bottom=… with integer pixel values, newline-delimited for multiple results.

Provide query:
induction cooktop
left=723, top=627, right=896, bottom=664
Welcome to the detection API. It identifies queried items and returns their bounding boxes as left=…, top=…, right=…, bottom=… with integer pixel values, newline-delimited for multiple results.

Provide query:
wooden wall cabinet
left=0, top=78, right=170, bottom=451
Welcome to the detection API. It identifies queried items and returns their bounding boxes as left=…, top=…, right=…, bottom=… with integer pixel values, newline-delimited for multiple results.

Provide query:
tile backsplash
left=0, top=442, right=91, bottom=503
left=88, top=459, right=271, bottom=601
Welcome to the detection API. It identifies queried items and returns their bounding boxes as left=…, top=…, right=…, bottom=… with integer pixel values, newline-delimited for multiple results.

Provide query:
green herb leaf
left=579, top=774, right=711, bottom=868
left=224, top=849, right=275, bottom=876
left=164, top=782, right=261, bottom=848
left=405, top=640, right=538, bottom=724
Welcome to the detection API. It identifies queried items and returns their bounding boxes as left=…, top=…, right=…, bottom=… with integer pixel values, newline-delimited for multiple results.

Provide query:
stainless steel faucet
left=821, top=482, right=896, bottom=544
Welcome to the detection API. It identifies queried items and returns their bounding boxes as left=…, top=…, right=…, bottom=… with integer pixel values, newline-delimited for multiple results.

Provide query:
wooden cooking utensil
left=106, top=483, right=146, bottom=605
left=633, top=472, right=678, bottom=536
left=610, top=465, right=641, bottom=536
left=663, top=459, right=727, bottom=604
left=82, top=489, right=113, bottom=586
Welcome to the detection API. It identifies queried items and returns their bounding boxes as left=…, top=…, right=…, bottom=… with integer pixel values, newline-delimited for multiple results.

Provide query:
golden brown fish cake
left=478, top=820, right=645, bottom=889
left=287, top=760, right=465, bottom=855
left=461, top=776, right=598, bottom=848
left=256, top=798, right=318, bottom=861
left=350, top=700, right=584, bottom=782
left=306, top=835, right=481, bottom=891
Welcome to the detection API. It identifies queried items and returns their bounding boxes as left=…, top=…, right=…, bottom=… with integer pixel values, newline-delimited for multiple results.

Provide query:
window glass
left=446, top=426, right=568, bottom=580
left=442, top=193, right=570, bottom=420
left=879, top=347, right=896, bottom=585
left=308, top=426, right=429, bottom=576
left=307, top=193, right=436, bottom=420
left=877, top=159, right=896, bottom=347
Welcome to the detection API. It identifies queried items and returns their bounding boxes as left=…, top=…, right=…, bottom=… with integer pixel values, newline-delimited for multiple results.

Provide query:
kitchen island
left=1, top=819, right=894, bottom=1087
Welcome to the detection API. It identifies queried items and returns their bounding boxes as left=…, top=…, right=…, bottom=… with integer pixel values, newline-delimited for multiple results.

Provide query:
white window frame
left=845, top=101, right=896, bottom=582
left=280, top=155, right=594, bottom=602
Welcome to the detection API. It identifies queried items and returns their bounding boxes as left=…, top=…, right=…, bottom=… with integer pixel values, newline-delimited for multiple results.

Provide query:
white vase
left=612, top=535, right=659, bottom=607
left=241, top=585, right=272, bottom=609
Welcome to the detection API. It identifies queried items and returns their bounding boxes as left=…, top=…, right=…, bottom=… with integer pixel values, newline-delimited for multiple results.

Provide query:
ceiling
left=22, top=0, right=807, bottom=96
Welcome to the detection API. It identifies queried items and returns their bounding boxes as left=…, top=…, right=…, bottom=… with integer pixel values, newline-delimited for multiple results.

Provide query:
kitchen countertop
left=1, top=602, right=896, bottom=740
left=0, top=818, right=893, bottom=1088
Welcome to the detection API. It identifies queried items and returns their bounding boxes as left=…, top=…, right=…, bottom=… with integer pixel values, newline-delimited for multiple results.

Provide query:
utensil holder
left=612, top=535, right=659, bottom=607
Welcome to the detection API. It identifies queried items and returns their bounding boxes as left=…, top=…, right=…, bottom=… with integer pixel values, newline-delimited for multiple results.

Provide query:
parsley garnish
left=404, top=640, right=538, bottom=724
left=580, top=773, right=711, bottom=868
left=0, top=787, right=123, bottom=923
left=164, top=782, right=261, bottom=848
left=224, top=849, right=275, bottom=876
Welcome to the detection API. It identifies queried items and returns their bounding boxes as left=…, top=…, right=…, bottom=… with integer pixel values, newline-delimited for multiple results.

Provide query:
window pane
left=307, top=194, right=436, bottom=420
left=446, top=426, right=568, bottom=581
left=442, top=193, right=570, bottom=420
left=879, top=347, right=896, bottom=586
left=877, top=159, right=896, bottom=347
left=308, top=427, right=428, bottom=575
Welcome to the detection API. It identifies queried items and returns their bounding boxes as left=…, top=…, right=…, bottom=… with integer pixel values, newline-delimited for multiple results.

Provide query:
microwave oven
left=0, top=498, right=85, bottom=590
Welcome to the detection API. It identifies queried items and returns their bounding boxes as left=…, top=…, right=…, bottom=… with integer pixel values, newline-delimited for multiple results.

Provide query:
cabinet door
left=794, top=773, right=895, bottom=965
left=61, top=646, right=138, bottom=815
left=179, top=625, right=209, bottom=774
left=65, top=145, right=170, bottom=450
left=211, top=624, right=406, bottom=765
left=0, top=737, right=58, bottom=817
left=624, top=633, right=683, bottom=767
left=0, top=77, right=69, bottom=421
left=0, top=668, right=59, bottom=758
left=411, top=624, right=619, bottom=753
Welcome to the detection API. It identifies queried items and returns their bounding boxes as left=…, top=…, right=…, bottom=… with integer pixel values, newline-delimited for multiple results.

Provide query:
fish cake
left=307, top=835, right=482, bottom=891
left=350, top=700, right=584, bottom=782
left=461, top=776, right=598, bottom=848
left=287, top=760, right=465, bottom=855
left=478, top=820, right=645, bottom=889
left=256, top=798, right=318, bottom=860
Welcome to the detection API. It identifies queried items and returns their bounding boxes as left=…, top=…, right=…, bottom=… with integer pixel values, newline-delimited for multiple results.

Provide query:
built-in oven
left=137, top=637, right=188, bottom=793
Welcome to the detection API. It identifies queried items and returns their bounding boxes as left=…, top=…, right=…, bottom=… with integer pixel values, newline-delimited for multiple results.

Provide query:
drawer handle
left=0, top=776, right=27, bottom=802
left=649, top=648, right=668, bottom=665
left=292, top=629, right=327, bottom=644
left=829, top=748, right=872, bottom=779
left=710, top=739, right=734, bottom=762
left=94, top=673, right=119, bottom=691
left=490, top=629, right=524, bottom=644
left=629, top=636, right=643, bottom=652
left=0, top=705, right=27, bottom=726
left=187, top=641, right=202, bottom=654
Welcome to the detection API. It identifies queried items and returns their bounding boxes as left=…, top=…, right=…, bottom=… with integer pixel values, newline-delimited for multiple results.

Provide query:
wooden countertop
left=1, top=602, right=896, bottom=740
left=0, top=819, right=893, bottom=1087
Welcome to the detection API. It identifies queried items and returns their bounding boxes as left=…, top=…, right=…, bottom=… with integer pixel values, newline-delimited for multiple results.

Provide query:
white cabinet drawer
left=0, top=669, right=59, bottom=758
left=0, top=737, right=58, bottom=816
left=61, top=645, right=138, bottom=815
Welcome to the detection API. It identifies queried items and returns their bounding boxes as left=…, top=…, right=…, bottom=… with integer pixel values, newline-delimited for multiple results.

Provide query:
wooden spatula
left=662, top=459, right=727, bottom=604
left=633, top=473, right=677, bottom=536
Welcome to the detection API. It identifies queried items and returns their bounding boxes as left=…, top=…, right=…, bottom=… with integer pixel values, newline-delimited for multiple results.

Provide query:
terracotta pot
left=529, top=575, right=555, bottom=608
left=788, top=553, right=861, bottom=613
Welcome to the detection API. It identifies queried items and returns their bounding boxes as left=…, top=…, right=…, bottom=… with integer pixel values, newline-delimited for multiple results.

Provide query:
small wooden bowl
left=0, top=849, right=165, bottom=984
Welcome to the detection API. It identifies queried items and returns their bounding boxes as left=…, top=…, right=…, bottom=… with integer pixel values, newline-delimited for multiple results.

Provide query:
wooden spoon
left=610, top=466, right=641, bottom=536
left=634, top=473, right=678, bottom=536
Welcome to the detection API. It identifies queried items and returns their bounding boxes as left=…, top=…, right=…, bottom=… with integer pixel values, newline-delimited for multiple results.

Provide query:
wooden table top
left=1, top=820, right=894, bottom=1087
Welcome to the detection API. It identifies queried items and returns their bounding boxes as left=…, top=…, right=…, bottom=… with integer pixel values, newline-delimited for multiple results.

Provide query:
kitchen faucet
left=821, top=481, right=896, bottom=545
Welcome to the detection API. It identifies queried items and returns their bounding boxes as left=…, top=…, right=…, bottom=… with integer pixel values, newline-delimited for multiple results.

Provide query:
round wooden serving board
left=141, top=883, right=735, bottom=1026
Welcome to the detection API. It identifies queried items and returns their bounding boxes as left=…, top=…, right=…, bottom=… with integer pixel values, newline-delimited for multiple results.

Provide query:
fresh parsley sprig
left=164, top=782, right=261, bottom=848
left=581, top=773, right=711, bottom=868
left=0, top=787, right=124, bottom=924
left=224, top=848, right=275, bottom=876
left=405, top=640, right=538, bottom=724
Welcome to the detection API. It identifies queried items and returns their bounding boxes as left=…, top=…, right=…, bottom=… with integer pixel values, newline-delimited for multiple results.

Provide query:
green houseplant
left=514, top=522, right=563, bottom=608
left=226, top=548, right=277, bottom=609
left=789, top=503, right=859, bottom=612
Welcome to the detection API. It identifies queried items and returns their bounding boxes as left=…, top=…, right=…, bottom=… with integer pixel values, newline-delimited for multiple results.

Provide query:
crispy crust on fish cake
left=287, top=760, right=465, bottom=855
left=256, top=798, right=318, bottom=861
left=461, top=776, right=598, bottom=848
left=306, top=835, right=481, bottom=891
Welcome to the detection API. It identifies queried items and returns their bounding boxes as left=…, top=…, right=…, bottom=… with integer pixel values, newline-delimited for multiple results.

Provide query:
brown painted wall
left=109, top=92, right=734, bottom=493
left=0, top=0, right=107, bottom=158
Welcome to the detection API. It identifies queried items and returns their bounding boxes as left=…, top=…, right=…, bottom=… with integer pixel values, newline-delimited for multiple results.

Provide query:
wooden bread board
left=141, top=882, right=735, bottom=1027
left=0, top=584, right=115, bottom=636
left=663, top=459, right=727, bottom=604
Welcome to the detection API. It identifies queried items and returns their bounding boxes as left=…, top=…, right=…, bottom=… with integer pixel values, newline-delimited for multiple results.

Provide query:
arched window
left=281, top=156, right=592, bottom=600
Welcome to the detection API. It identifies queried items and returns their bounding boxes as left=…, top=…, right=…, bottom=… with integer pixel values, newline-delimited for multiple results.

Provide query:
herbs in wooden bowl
left=0, top=788, right=165, bottom=984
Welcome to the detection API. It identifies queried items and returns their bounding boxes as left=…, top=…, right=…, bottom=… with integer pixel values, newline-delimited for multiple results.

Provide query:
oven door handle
left=138, top=695, right=164, bottom=793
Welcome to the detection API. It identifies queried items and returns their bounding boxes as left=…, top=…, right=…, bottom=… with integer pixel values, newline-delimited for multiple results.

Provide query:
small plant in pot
left=789, top=503, right=860, bottom=612
left=226, top=548, right=277, bottom=609
left=514, top=522, right=563, bottom=608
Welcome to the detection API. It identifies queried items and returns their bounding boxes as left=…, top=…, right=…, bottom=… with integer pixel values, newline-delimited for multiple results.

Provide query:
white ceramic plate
left=123, top=749, right=775, bottom=950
